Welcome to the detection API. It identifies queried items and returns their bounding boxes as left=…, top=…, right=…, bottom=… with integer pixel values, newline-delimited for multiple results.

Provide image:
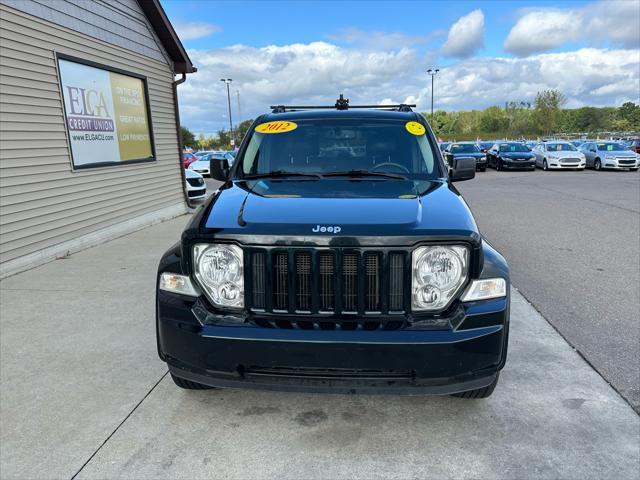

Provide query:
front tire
left=496, top=159, right=502, bottom=171
left=594, top=158, right=602, bottom=171
left=543, top=159, right=548, bottom=171
left=452, top=374, right=500, bottom=399
left=171, top=373, right=216, bottom=390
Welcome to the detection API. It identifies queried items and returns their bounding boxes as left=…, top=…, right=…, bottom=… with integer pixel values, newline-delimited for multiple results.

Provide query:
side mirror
left=210, top=157, right=230, bottom=181
left=450, top=156, right=476, bottom=182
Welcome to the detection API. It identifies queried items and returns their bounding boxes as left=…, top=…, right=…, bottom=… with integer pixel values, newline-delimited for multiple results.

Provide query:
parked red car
left=182, top=152, right=198, bottom=169
left=628, top=139, right=640, bottom=154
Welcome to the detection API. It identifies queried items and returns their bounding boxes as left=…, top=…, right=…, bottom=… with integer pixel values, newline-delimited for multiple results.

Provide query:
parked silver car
left=532, top=141, right=586, bottom=170
left=578, top=141, right=639, bottom=171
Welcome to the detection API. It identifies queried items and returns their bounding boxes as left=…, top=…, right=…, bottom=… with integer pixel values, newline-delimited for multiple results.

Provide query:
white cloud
left=413, top=48, right=640, bottom=111
left=329, top=27, right=445, bottom=50
left=180, top=42, right=418, bottom=134
left=179, top=41, right=639, bottom=135
left=174, top=21, right=221, bottom=41
left=441, top=9, right=484, bottom=58
left=504, top=1, right=640, bottom=56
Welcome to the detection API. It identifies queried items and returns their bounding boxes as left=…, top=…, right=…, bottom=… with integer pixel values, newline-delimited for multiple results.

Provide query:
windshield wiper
left=322, top=169, right=407, bottom=180
left=242, top=170, right=322, bottom=180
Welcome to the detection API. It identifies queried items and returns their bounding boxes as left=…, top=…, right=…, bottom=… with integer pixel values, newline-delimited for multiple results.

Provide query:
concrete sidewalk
left=1, top=215, right=639, bottom=479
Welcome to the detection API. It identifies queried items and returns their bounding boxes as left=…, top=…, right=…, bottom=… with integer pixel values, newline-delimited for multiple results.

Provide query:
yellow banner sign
left=255, top=121, right=298, bottom=134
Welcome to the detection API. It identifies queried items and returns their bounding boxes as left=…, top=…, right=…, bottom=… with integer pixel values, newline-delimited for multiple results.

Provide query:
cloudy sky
left=161, top=0, right=640, bottom=136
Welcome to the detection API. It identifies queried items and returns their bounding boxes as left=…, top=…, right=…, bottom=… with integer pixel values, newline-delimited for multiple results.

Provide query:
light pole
left=427, top=68, right=439, bottom=123
left=220, top=78, right=233, bottom=145
left=236, top=89, right=241, bottom=122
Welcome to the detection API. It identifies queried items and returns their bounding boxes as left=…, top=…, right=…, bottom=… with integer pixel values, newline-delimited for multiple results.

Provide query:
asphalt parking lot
left=457, top=168, right=640, bottom=412
left=1, top=170, right=639, bottom=479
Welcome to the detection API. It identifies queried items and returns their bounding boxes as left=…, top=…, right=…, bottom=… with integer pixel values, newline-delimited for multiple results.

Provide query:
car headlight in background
left=412, top=246, right=468, bottom=311
left=193, top=243, right=244, bottom=308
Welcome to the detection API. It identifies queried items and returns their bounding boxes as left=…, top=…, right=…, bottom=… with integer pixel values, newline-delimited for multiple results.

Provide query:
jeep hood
left=202, top=179, right=479, bottom=238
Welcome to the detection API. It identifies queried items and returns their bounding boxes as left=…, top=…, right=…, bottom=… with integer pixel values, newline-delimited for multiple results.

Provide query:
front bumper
left=603, top=160, right=638, bottom=170
left=502, top=158, right=535, bottom=168
left=157, top=292, right=509, bottom=395
left=547, top=160, right=586, bottom=169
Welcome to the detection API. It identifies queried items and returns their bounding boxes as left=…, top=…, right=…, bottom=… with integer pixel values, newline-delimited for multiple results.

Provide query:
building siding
left=0, top=0, right=169, bottom=64
left=0, top=3, right=187, bottom=274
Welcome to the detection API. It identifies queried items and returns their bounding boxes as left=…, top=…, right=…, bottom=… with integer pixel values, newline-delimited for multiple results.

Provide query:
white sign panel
left=57, top=57, right=154, bottom=169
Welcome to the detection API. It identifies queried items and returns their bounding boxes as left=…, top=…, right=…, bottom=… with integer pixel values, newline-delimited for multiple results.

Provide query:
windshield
left=596, top=142, right=627, bottom=151
left=240, top=119, right=442, bottom=179
left=547, top=143, right=577, bottom=152
left=450, top=143, right=479, bottom=153
left=478, top=142, right=493, bottom=149
left=499, top=143, right=530, bottom=152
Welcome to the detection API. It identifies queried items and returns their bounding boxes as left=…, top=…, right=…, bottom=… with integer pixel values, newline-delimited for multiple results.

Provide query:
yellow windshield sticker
left=255, top=121, right=297, bottom=134
left=405, top=121, right=425, bottom=136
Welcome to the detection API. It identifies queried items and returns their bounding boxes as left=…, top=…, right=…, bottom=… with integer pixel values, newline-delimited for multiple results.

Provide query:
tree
left=533, top=90, right=566, bottom=135
left=216, top=129, right=231, bottom=149
left=180, top=126, right=196, bottom=148
left=618, top=102, right=640, bottom=130
left=505, top=101, right=532, bottom=135
left=234, top=119, right=254, bottom=145
left=479, top=106, right=508, bottom=133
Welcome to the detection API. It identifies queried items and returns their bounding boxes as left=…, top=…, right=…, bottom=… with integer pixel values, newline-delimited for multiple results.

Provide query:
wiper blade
left=242, top=170, right=322, bottom=180
left=323, top=169, right=407, bottom=180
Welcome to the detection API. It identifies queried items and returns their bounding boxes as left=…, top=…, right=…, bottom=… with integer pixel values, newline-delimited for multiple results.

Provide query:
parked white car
left=185, top=169, right=206, bottom=200
left=532, top=141, right=586, bottom=170
left=189, top=152, right=230, bottom=176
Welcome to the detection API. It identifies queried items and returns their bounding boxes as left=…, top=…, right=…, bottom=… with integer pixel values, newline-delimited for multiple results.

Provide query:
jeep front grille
left=246, top=248, right=409, bottom=317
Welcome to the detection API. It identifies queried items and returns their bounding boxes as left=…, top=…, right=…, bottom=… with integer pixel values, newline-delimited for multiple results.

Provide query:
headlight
left=412, top=246, right=468, bottom=311
left=605, top=155, right=616, bottom=160
left=193, top=243, right=244, bottom=308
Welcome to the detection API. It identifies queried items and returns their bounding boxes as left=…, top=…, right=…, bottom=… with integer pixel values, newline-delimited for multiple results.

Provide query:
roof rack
left=270, top=94, right=416, bottom=113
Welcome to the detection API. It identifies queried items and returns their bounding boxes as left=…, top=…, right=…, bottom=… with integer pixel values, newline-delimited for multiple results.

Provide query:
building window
left=56, top=54, right=156, bottom=169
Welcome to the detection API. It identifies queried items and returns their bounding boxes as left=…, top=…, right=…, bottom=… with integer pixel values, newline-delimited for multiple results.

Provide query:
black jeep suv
left=157, top=98, right=510, bottom=398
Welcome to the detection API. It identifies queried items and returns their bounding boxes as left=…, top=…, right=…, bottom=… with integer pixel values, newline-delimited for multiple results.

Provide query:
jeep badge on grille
left=312, top=225, right=342, bottom=233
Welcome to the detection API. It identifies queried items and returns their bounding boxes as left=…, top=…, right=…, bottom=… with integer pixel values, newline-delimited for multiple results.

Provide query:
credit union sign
left=57, top=56, right=155, bottom=169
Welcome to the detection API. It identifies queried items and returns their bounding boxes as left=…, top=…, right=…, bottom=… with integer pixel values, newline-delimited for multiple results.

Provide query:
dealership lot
left=1, top=170, right=639, bottom=479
